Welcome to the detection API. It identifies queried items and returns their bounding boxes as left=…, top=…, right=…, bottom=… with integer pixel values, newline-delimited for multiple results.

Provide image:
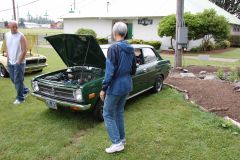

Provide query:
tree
left=158, top=9, right=230, bottom=51
left=197, top=9, right=230, bottom=50
left=158, top=13, right=202, bottom=49
left=210, top=0, right=240, bottom=18
left=75, top=28, right=97, bottom=38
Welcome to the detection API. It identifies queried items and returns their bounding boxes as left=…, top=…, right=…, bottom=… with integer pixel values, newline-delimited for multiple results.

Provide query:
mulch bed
left=165, top=69, right=240, bottom=122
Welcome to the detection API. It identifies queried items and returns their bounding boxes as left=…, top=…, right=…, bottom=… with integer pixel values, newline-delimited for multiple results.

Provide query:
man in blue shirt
left=100, top=22, right=136, bottom=154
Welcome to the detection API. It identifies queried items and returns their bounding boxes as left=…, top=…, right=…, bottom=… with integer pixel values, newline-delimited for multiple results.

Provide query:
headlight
left=32, top=81, right=39, bottom=92
left=73, top=89, right=82, bottom=101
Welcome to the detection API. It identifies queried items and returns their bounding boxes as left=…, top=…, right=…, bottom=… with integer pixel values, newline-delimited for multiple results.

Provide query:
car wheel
left=93, top=100, right=104, bottom=122
left=0, top=64, right=9, bottom=77
left=152, top=76, right=163, bottom=93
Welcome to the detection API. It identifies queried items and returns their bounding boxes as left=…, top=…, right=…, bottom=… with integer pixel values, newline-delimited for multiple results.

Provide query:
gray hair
left=112, top=22, right=128, bottom=37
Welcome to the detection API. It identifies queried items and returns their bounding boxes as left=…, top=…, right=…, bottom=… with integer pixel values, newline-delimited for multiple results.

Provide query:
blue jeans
left=103, top=94, right=128, bottom=144
left=8, top=62, right=29, bottom=102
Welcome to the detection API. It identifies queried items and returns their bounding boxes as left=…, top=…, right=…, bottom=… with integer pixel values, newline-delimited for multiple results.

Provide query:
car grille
left=26, top=58, right=46, bottom=65
left=38, top=83, right=75, bottom=100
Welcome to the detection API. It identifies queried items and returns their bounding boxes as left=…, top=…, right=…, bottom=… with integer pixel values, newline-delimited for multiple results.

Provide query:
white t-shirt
left=5, top=31, right=25, bottom=65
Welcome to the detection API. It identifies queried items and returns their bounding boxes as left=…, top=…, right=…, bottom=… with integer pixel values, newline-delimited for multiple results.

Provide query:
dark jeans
left=103, top=94, right=128, bottom=144
left=8, top=62, right=29, bottom=102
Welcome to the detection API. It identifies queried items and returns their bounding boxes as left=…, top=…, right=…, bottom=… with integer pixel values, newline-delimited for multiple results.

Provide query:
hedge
left=75, top=28, right=97, bottom=38
left=97, top=38, right=108, bottom=44
left=127, top=39, right=161, bottom=50
left=228, top=35, right=240, bottom=47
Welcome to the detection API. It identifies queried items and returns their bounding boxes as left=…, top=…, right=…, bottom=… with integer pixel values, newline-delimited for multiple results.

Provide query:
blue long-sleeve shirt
left=102, top=40, right=136, bottom=96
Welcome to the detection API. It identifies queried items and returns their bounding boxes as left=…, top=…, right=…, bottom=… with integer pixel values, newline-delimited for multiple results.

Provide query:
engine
left=43, top=67, right=103, bottom=85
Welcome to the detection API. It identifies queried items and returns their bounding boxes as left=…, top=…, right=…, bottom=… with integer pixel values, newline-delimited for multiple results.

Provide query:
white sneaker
left=13, top=99, right=25, bottom=105
left=105, top=142, right=124, bottom=153
left=121, top=139, right=126, bottom=145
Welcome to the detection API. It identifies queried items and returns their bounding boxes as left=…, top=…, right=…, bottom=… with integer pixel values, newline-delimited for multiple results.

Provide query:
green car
left=31, top=34, right=171, bottom=121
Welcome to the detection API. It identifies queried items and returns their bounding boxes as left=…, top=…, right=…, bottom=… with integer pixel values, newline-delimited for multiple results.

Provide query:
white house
left=62, top=0, right=240, bottom=50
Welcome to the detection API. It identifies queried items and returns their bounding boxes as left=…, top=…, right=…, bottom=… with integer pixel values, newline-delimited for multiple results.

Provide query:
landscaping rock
left=180, top=73, right=196, bottom=78
left=233, top=82, right=240, bottom=92
left=199, top=71, right=207, bottom=75
left=204, top=75, right=218, bottom=80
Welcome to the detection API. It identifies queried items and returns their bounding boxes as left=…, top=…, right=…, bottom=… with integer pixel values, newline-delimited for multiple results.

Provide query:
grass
left=0, top=47, right=240, bottom=159
left=180, top=48, right=240, bottom=59
left=0, top=28, right=63, bottom=35
left=161, top=53, right=240, bottom=68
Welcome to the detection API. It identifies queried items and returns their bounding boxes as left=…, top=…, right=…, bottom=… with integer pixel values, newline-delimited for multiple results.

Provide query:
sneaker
left=13, top=99, right=25, bottom=105
left=105, top=142, right=124, bottom=154
left=121, top=139, right=126, bottom=145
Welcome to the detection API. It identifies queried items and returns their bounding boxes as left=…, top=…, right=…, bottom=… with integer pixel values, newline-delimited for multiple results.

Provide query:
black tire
left=0, top=64, right=9, bottom=77
left=93, top=100, right=104, bottom=122
left=152, top=76, right=164, bottom=93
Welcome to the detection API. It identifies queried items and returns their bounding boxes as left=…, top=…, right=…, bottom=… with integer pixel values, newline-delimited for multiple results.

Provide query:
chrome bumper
left=32, top=92, right=92, bottom=111
left=25, top=64, right=48, bottom=71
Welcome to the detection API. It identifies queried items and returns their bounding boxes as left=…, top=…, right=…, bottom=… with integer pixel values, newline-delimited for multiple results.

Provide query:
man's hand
left=100, top=90, right=105, bottom=102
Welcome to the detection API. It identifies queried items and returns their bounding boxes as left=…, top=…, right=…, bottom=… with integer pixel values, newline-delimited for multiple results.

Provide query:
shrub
left=75, top=28, right=97, bottom=38
left=228, top=67, right=240, bottom=82
left=228, top=35, right=240, bottom=47
left=202, top=41, right=215, bottom=51
left=128, top=39, right=161, bottom=50
left=216, top=68, right=225, bottom=80
left=215, top=40, right=231, bottom=49
left=190, top=46, right=202, bottom=52
left=97, top=38, right=108, bottom=44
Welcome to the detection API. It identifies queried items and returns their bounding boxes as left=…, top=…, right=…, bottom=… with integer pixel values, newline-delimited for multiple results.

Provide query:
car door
left=140, top=47, right=159, bottom=88
left=131, top=48, right=149, bottom=95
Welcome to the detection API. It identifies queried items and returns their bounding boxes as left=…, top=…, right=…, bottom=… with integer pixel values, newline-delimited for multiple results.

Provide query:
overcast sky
left=0, top=0, right=99, bottom=21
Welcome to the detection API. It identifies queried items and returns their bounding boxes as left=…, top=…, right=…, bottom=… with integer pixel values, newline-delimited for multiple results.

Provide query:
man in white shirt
left=5, top=21, right=29, bottom=105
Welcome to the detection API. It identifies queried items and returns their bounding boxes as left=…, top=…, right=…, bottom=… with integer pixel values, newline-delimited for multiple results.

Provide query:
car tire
left=0, top=64, right=9, bottom=77
left=152, top=76, right=164, bottom=93
left=93, top=100, right=104, bottom=122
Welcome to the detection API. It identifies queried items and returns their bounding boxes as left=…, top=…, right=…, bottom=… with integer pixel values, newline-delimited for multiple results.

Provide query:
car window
left=134, top=48, right=144, bottom=65
left=142, top=48, right=157, bottom=63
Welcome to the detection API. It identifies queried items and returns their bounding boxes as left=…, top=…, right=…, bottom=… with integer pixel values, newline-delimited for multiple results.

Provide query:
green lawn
left=0, top=48, right=240, bottom=160
left=180, top=48, right=240, bottom=59
left=0, top=28, right=63, bottom=35
left=161, top=54, right=240, bottom=68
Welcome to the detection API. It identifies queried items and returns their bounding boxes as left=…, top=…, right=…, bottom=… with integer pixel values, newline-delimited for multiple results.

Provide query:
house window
left=233, top=25, right=240, bottom=32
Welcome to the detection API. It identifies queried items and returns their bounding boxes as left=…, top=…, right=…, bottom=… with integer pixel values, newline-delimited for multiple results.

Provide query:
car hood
left=45, top=34, right=106, bottom=68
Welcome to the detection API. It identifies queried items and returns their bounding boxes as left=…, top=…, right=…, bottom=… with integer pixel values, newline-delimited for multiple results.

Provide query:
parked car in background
left=31, top=34, right=171, bottom=121
left=0, top=35, right=47, bottom=77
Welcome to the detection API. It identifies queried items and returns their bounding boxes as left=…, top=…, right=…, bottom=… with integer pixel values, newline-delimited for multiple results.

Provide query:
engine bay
left=43, top=66, right=104, bottom=85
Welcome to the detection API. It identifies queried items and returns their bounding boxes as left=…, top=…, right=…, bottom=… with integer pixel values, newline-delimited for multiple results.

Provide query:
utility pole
left=12, top=0, right=17, bottom=20
left=174, top=0, right=184, bottom=68
left=74, top=0, right=76, bottom=11
left=17, top=3, right=19, bottom=21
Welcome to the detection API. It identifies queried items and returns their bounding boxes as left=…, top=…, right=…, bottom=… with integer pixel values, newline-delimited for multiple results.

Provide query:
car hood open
left=45, top=34, right=106, bottom=69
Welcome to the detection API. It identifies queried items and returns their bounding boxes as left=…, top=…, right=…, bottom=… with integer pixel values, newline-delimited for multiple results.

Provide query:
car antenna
left=80, top=36, right=91, bottom=81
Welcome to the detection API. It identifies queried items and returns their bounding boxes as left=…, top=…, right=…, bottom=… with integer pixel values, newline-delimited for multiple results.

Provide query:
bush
left=215, top=40, right=231, bottom=49
left=128, top=39, right=161, bottom=50
left=228, top=67, right=240, bottom=82
left=97, top=38, right=108, bottom=44
left=228, top=35, right=240, bottom=47
left=190, top=46, right=202, bottom=52
left=202, top=41, right=215, bottom=51
left=216, top=68, right=225, bottom=80
left=75, top=28, right=97, bottom=38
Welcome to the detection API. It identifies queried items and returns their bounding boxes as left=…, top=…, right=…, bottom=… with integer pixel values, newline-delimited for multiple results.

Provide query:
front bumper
left=32, top=92, right=91, bottom=111
left=25, top=64, right=48, bottom=73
